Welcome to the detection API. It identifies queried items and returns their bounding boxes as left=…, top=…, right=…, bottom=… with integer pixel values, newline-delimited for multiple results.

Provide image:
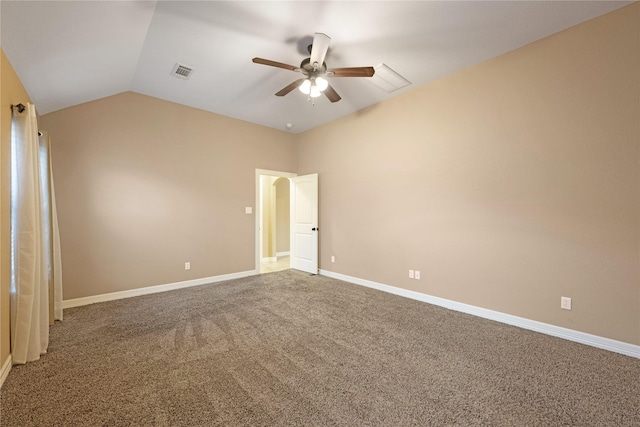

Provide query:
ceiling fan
left=252, top=33, right=375, bottom=103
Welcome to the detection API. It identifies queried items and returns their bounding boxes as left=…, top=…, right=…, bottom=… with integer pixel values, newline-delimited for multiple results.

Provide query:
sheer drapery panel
left=10, top=103, right=63, bottom=365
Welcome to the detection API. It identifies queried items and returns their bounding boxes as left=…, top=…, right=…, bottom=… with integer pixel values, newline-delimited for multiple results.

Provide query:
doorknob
left=312, top=227, right=318, bottom=231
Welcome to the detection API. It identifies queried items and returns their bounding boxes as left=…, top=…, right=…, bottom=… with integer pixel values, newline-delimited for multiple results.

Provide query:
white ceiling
left=1, top=1, right=631, bottom=133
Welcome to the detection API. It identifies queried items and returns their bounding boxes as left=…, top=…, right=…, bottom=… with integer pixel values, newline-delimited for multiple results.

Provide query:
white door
left=290, top=173, right=318, bottom=274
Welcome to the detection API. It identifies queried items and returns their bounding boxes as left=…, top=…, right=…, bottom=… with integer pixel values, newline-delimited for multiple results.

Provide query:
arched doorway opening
left=258, top=174, right=291, bottom=273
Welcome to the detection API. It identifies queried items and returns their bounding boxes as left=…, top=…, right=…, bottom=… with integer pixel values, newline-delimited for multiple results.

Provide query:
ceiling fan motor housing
left=300, top=58, right=327, bottom=74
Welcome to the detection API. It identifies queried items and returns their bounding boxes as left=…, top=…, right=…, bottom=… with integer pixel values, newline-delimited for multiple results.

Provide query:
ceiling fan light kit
left=253, top=32, right=375, bottom=104
left=299, top=77, right=328, bottom=98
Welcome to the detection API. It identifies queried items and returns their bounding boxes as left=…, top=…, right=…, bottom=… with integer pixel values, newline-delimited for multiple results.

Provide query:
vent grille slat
left=171, top=63, right=194, bottom=80
left=368, top=63, right=410, bottom=93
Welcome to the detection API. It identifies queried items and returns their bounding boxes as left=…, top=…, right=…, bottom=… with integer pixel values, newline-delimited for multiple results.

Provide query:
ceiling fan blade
left=328, top=67, right=375, bottom=78
left=323, top=84, right=341, bottom=103
left=275, top=78, right=307, bottom=97
left=310, top=33, right=331, bottom=69
left=252, top=57, right=298, bottom=72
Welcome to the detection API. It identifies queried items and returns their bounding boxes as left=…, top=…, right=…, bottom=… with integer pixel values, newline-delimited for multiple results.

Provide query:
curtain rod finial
left=11, top=103, right=26, bottom=113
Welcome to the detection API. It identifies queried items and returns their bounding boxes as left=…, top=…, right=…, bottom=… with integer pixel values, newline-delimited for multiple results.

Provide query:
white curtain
left=45, top=132, right=64, bottom=322
left=39, top=130, right=63, bottom=322
left=10, top=103, right=63, bottom=365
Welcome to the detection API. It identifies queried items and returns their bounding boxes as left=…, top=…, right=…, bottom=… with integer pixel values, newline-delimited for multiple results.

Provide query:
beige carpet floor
left=1, top=269, right=638, bottom=426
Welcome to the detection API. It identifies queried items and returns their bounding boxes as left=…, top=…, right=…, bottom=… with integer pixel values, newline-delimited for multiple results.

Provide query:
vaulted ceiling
left=1, top=1, right=631, bottom=133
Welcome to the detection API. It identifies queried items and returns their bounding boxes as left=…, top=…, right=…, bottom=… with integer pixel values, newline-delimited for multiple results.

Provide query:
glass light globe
left=298, top=79, right=311, bottom=94
left=310, top=85, right=322, bottom=98
left=316, top=77, right=329, bottom=91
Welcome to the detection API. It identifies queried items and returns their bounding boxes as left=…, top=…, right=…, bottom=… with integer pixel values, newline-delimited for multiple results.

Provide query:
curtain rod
left=11, top=103, right=26, bottom=113
left=10, top=103, right=42, bottom=136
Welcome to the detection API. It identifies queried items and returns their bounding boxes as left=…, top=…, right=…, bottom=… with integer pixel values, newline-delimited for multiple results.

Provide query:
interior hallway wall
left=275, top=178, right=290, bottom=254
left=260, top=175, right=277, bottom=259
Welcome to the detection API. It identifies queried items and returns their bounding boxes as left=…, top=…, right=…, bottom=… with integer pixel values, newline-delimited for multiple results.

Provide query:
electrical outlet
left=560, top=296, right=571, bottom=310
left=331, top=256, right=335, bottom=263
left=409, top=270, right=414, bottom=279
left=415, top=270, right=421, bottom=280
left=185, top=262, right=191, bottom=270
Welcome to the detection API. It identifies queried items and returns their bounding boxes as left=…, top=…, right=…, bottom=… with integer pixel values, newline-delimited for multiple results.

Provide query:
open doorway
left=256, top=170, right=295, bottom=274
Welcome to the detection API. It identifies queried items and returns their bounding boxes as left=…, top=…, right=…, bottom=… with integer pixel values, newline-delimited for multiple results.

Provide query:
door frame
left=255, top=169, right=296, bottom=273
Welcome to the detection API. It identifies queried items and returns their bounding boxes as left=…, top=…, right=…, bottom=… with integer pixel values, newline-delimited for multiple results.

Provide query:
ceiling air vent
left=369, top=63, right=411, bottom=93
left=171, top=63, right=194, bottom=80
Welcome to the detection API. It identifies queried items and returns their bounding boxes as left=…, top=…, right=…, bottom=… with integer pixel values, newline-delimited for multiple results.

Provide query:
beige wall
left=0, top=49, right=33, bottom=368
left=275, top=178, right=290, bottom=254
left=298, top=4, right=639, bottom=345
left=40, top=92, right=297, bottom=300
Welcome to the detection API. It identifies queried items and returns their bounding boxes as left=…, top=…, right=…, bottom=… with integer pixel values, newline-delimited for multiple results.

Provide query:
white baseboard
left=276, top=251, right=290, bottom=257
left=320, top=269, right=640, bottom=359
left=0, top=355, right=12, bottom=389
left=63, top=270, right=258, bottom=309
